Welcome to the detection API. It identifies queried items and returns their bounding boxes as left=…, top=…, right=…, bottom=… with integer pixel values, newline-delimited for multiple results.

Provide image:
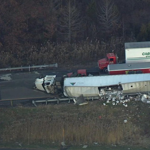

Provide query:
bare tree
left=43, top=0, right=61, bottom=41
left=97, top=0, right=120, bottom=36
left=57, top=0, right=83, bottom=43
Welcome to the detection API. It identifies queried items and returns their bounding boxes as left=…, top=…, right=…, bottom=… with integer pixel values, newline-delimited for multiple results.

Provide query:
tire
left=103, top=68, right=108, bottom=74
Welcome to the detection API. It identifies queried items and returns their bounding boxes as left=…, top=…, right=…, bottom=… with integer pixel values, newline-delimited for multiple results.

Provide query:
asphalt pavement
left=0, top=62, right=99, bottom=105
left=0, top=68, right=69, bottom=103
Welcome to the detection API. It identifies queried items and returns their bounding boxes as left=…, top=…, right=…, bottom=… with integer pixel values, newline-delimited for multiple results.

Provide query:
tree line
left=0, top=0, right=150, bottom=67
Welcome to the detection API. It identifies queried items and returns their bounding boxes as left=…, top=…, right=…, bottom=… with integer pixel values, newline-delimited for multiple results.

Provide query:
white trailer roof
left=64, top=74, right=150, bottom=87
left=108, top=62, right=150, bottom=71
left=125, top=41, right=150, bottom=49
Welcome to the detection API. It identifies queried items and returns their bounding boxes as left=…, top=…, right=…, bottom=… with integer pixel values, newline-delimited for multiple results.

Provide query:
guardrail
left=0, top=63, right=58, bottom=72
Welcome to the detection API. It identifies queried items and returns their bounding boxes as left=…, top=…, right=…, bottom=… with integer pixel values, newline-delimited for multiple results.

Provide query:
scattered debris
left=141, top=94, right=150, bottom=104
left=99, top=90, right=150, bottom=107
left=124, top=119, right=128, bottom=123
left=73, top=95, right=88, bottom=106
left=99, top=116, right=102, bottom=119
left=82, top=145, right=88, bottom=148
left=34, top=71, right=40, bottom=75
left=94, top=142, right=98, bottom=145
left=15, top=142, right=22, bottom=147
left=0, top=74, right=12, bottom=81
left=112, top=102, right=116, bottom=105
left=59, top=141, right=70, bottom=150
left=61, top=141, right=66, bottom=147
left=123, top=103, right=128, bottom=107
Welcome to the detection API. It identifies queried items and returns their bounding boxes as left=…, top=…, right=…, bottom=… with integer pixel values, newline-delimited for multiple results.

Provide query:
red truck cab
left=67, top=69, right=87, bottom=77
left=98, top=53, right=117, bottom=72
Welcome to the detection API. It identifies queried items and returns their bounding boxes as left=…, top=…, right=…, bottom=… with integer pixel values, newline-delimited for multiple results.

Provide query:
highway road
left=0, top=63, right=98, bottom=105
left=0, top=68, right=70, bottom=105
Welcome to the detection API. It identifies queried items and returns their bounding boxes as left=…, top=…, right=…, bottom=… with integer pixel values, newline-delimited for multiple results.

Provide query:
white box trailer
left=125, top=41, right=150, bottom=63
left=63, top=73, right=150, bottom=97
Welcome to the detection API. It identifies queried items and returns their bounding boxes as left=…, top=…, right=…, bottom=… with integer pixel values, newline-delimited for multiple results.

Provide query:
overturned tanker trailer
left=35, top=73, right=150, bottom=100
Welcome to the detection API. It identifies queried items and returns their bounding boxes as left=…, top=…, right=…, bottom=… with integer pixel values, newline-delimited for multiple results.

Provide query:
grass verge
left=0, top=100, right=150, bottom=149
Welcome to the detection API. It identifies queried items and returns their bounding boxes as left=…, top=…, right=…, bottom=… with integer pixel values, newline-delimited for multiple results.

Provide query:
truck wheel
left=103, top=68, right=108, bottom=73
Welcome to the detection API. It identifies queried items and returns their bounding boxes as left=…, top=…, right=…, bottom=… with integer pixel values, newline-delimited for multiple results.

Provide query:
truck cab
left=67, top=69, right=87, bottom=77
left=98, top=53, right=117, bottom=72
